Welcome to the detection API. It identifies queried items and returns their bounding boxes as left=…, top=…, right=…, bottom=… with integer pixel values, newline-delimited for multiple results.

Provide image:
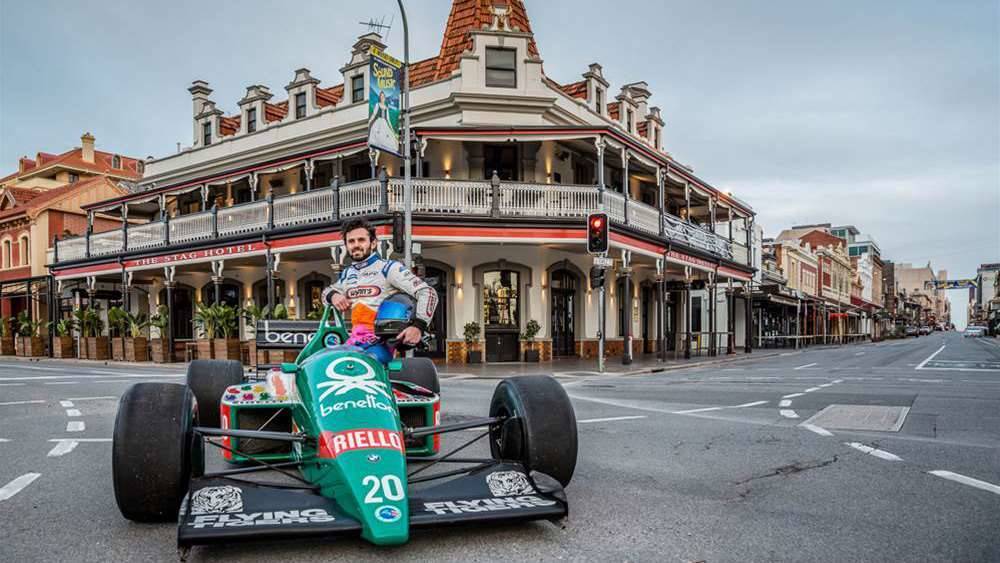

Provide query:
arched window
left=253, top=278, right=287, bottom=313
left=1, top=239, right=11, bottom=269
left=482, top=270, right=519, bottom=328
left=112, top=154, right=121, bottom=168
left=18, top=235, right=28, bottom=266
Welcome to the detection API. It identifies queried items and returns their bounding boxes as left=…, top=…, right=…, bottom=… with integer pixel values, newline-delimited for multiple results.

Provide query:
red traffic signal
left=587, top=212, right=609, bottom=254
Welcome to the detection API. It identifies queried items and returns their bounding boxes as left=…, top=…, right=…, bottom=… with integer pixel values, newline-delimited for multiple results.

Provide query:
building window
left=482, top=270, right=519, bottom=328
left=18, top=236, right=28, bottom=266
left=136, top=161, right=144, bottom=174
left=2, top=240, right=10, bottom=269
left=351, top=75, right=364, bottom=103
left=691, top=296, right=703, bottom=333
left=626, top=109, right=634, bottom=133
left=295, top=92, right=306, bottom=119
left=202, top=121, right=212, bottom=146
left=112, top=154, right=121, bottom=168
left=246, top=107, right=257, bottom=133
left=68, top=173, right=80, bottom=184
left=485, top=47, right=517, bottom=88
left=595, top=88, right=603, bottom=114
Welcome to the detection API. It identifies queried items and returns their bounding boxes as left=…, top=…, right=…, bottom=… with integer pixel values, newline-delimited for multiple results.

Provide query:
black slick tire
left=489, top=375, right=577, bottom=486
left=393, top=357, right=440, bottom=394
left=112, top=382, right=203, bottom=522
left=186, top=359, right=243, bottom=428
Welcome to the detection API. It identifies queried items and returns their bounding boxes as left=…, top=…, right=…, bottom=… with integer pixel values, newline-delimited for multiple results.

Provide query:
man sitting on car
left=322, top=217, right=438, bottom=350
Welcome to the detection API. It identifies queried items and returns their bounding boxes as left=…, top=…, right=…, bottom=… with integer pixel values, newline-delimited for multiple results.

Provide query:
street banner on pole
left=368, top=46, right=402, bottom=156
left=924, top=279, right=978, bottom=290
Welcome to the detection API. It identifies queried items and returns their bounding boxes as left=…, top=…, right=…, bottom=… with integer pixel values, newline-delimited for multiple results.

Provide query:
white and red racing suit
left=322, top=253, right=438, bottom=333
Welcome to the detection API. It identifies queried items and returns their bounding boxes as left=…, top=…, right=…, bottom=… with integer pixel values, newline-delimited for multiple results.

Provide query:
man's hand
left=329, top=292, right=351, bottom=313
left=396, top=326, right=422, bottom=346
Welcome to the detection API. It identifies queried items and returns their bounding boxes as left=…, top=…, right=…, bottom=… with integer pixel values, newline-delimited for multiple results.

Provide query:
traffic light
left=587, top=212, right=608, bottom=254
left=392, top=213, right=405, bottom=253
left=589, top=265, right=606, bottom=289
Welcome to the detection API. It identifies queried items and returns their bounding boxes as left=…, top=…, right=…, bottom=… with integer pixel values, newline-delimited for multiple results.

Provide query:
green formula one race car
left=112, top=301, right=577, bottom=552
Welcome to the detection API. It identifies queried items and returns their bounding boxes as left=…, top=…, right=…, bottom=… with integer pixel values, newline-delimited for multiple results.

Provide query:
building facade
left=47, top=0, right=756, bottom=364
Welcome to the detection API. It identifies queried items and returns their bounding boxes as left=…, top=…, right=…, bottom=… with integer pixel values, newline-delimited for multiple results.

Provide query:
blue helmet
left=374, top=293, right=415, bottom=340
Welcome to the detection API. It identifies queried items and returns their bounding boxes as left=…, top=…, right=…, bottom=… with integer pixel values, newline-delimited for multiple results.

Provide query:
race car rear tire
left=186, top=359, right=244, bottom=428
left=393, top=357, right=440, bottom=394
left=489, top=375, right=577, bottom=486
left=113, top=382, right=203, bottom=522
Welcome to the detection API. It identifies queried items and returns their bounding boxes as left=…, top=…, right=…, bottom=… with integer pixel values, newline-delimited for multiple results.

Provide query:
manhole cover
left=803, top=405, right=910, bottom=432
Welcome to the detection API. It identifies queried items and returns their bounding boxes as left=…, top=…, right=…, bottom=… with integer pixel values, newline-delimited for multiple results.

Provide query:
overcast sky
left=2, top=1, right=997, bottom=327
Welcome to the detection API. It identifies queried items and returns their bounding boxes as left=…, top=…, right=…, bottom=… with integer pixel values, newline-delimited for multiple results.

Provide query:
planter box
left=523, top=349, right=540, bottom=362
left=52, top=336, right=74, bottom=359
left=111, top=337, right=125, bottom=361
left=14, top=336, right=25, bottom=356
left=247, top=341, right=258, bottom=367
left=196, top=339, right=214, bottom=360
left=88, top=337, right=110, bottom=361
left=268, top=350, right=285, bottom=365
left=125, top=337, right=149, bottom=362
left=466, top=350, right=482, bottom=364
left=151, top=338, right=171, bottom=363
left=24, top=337, right=45, bottom=357
left=78, top=337, right=88, bottom=359
left=213, top=338, right=241, bottom=361
left=0, top=337, right=14, bottom=356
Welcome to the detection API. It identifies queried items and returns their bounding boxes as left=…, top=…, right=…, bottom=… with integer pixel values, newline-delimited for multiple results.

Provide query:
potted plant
left=242, top=303, right=266, bottom=366
left=107, top=306, right=128, bottom=361
left=0, top=317, right=13, bottom=356
left=521, top=319, right=541, bottom=362
left=193, top=302, right=217, bottom=360
left=84, top=307, right=108, bottom=360
left=213, top=304, right=241, bottom=361
left=149, top=305, right=171, bottom=363
left=14, top=311, right=30, bottom=356
left=464, top=321, right=482, bottom=364
left=51, top=318, right=76, bottom=359
left=15, top=312, right=45, bottom=357
left=124, top=311, right=150, bottom=362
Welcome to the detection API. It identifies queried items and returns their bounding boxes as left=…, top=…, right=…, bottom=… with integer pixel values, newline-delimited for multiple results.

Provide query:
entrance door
left=417, top=266, right=447, bottom=359
left=483, top=145, right=519, bottom=181
left=483, top=269, right=520, bottom=362
left=159, top=286, right=193, bottom=340
left=550, top=269, right=577, bottom=357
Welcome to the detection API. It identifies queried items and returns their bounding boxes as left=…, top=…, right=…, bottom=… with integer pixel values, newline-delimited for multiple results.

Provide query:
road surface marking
left=794, top=363, right=818, bottom=370
left=47, top=440, right=78, bottom=457
left=779, top=399, right=792, bottom=407
left=672, top=406, right=724, bottom=414
left=577, top=415, right=647, bottom=424
left=846, top=442, right=902, bottom=461
left=780, top=409, right=799, bottom=419
left=0, top=473, right=41, bottom=502
left=915, top=344, right=946, bottom=370
left=801, top=424, right=833, bottom=436
left=0, top=374, right=184, bottom=382
left=0, top=400, right=45, bottom=406
left=779, top=352, right=801, bottom=356
left=782, top=393, right=804, bottom=399
left=65, top=409, right=82, bottom=417
left=48, top=438, right=111, bottom=442
left=0, top=383, right=25, bottom=386
left=804, top=387, right=822, bottom=393
left=64, top=396, right=116, bottom=401
left=59, top=400, right=74, bottom=408
left=928, top=471, right=1000, bottom=495
left=0, top=438, right=9, bottom=442
left=733, top=401, right=769, bottom=408
left=66, top=421, right=85, bottom=432
left=44, top=382, right=79, bottom=385
left=833, top=379, right=843, bottom=384
left=855, top=352, right=865, bottom=356
left=818, top=383, right=833, bottom=388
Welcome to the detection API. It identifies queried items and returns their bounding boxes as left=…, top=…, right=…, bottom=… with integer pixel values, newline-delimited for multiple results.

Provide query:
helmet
left=374, top=293, right=415, bottom=341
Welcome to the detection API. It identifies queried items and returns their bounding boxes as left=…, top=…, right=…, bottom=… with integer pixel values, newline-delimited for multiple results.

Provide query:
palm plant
left=53, top=318, right=76, bottom=337
left=83, top=306, right=104, bottom=337
left=15, top=311, right=33, bottom=337
left=107, top=306, right=129, bottom=338
left=215, top=304, right=238, bottom=339
left=71, top=308, right=88, bottom=336
left=193, top=302, right=218, bottom=339
left=126, top=312, right=149, bottom=338
left=149, top=305, right=169, bottom=338
left=242, top=303, right=266, bottom=336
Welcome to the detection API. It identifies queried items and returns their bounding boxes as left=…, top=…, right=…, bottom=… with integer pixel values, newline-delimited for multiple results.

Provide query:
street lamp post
left=397, top=0, right=413, bottom=269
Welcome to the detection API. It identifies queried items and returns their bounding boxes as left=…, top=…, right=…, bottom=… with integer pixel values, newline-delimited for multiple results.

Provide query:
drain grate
left=803, top=405, right=910, bottom=432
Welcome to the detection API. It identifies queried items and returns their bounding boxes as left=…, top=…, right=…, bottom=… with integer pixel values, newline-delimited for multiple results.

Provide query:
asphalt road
left=1, top=332, right=998, bottom=562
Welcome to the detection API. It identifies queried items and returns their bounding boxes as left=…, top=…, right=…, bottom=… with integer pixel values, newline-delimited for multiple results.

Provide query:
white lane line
left=59, top=400, right=74, bottom=408
left=65, top=409, right=82, bottom=417
left=794, top=363, right=818, bottom=370
left=846, top=442, right=902, bottom=461
left=928, top=471, right=1000, bottom=495
left=64, top=396, right=117, bottom=401
left=577, top=415, right=648, bottom=424
left=0, top=383, right=25, bottom=387
left=66, top=421, right=85, bottom=432
left=779, top=409, right=799, bottom=419
left=832, top=379, right=843, bottom=384
left=779, top=352, right=801, bottom=356
left=733, top=400, right=769, bottom=408
left=916, top=344, right=946, bottom=370
left=672, top=406, right=724, bottom=414
left=48, top=438, right=110, bottom=442
left=779, top=399, right=792, bottom=407
left=47, top=440, right=79, bottom=457
left=0, top=438, right=9, bottom=442
left=44, top=382, right=79, bottom=385
left=782, top=393, right=804, bottom=399
left=0, top=374, right=184, bottom=382
left=0, top=473, right=41, bottom=502
left=0, top=400, right=45, bottom=406
left=818, top=383, right=833, bottom=388
left=804, top=387, right=822, bottom=393
left=801, top=423, right=833, bottom=437
left=855, top=352, right=865, bottom=356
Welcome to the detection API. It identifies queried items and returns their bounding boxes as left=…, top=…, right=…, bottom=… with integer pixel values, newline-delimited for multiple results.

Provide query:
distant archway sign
left=924, top=279, right=978, bottom=290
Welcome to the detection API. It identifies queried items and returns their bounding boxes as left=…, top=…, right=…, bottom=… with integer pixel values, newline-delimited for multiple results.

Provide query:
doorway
left=550, top=269, right=577, bottom=357
left=158, top=285, right=194, bottom=340
left=483, top=269, right=520, bottom=362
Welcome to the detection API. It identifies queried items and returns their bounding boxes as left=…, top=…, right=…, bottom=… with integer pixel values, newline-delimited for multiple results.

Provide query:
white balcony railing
left=54, top=178, right=739, bottom=266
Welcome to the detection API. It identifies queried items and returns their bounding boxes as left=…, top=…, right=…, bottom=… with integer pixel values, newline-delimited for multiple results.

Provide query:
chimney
left=188, top=80, right=213, bottom=118
left=81, top=132, right=96, bottom=163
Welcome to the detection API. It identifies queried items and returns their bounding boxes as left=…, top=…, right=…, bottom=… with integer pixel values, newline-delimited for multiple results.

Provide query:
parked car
left=964, top=327, right=985, bottom=338
left=918, top=326, right=932, bottom=335
left=905, top=326, right=919, bottom=337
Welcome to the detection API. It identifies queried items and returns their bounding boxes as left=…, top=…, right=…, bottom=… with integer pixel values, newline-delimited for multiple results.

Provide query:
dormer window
left=202, top=122, right=212, bottom=146
left=485, top=47, right=517, bottom=88
left=595, top=88, right=604, bottom=115
left=69, top=173, right=80, bottom=183
left=653, top=128, right=660, bottom=150
left=351, top=75, right=365, bottom=103
left=246, top=107, right=257, bottom=133
left=626, top=109, right=634, bottom=133
left=295, top=92, right=306, bottom=119
left=136, top=162, right=144, bottom=175
left=112, top=154, right=121, bottom=168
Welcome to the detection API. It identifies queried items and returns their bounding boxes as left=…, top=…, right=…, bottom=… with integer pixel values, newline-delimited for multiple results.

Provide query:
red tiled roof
left=219, top=115, right=241, bottom=137
left=1, top=147, right=142, bottom=184
left=316, top=85, right=344, bottom=108
left=0, top=177, right=125, bottom=222
left=265, top=101, right=288, bottom=123
left=409, top=57, right=440, bottom=88
left=6, top=186, right=43, bottom=206
left=560, top=80, right=587, bottom=100
left=435, top=0, right=539, bottom=80
left=607, top=101, right=620, bottom=121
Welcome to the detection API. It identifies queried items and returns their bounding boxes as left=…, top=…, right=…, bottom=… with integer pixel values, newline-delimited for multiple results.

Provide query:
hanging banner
left=368, top=46, right=402, bottom=156
left=924, top=279, right=978, bottom=290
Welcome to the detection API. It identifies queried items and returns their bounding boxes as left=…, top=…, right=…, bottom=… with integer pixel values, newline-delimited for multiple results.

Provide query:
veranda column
left=727, top=285, right=736, bottom=355
left=621, top=249, right=633, bottom=365
left=621, top=148, right=630, bottom=224
left=266, top=251, right=276, bottom=318
left=744, top=285, right=753, bottom=353
left=708, top=272, right=717, bottom=356
left=164, top=266, right=176, bottom=363
left=595, top=137, right=606, bottom=207
left=211, top=260, right=225, bottom=305
left=683, top=280, right=692, bottom=359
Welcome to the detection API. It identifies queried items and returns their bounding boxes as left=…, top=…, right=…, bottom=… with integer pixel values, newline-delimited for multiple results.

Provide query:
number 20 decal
left=362, top=475, right=405, bottom=504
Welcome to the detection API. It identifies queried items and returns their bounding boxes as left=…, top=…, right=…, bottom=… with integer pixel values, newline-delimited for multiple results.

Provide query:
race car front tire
left=393, top=357, right=440, bottom=394
left=489, top=375, right=577, bottom=487
left=186, top=359, right=244, bottom=428
left=113, top=382, right=203, bottom=522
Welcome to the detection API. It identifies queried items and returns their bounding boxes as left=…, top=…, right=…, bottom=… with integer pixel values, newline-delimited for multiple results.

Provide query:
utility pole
left=397, top=0, right=413, bottom=269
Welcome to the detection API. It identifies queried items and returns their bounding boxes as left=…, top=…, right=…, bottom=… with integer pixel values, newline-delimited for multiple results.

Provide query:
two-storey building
left=48, top=0, right=756, bottom=364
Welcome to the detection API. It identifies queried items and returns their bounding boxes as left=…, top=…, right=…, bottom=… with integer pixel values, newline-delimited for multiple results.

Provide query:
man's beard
left=350, top=246, right=373, bottom=261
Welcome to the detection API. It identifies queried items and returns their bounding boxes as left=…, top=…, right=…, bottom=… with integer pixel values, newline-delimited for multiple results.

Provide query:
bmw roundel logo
left=324, top=333, right=341, bottom=348
left=375, top=505, right=401, bottom=523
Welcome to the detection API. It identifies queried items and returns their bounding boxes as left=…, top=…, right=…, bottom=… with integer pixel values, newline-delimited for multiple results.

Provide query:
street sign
left=593, top=256, right=613, bottom=268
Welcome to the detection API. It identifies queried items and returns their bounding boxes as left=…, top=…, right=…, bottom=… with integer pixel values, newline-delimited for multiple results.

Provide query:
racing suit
left=322, top=253, right=438, bottom=333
